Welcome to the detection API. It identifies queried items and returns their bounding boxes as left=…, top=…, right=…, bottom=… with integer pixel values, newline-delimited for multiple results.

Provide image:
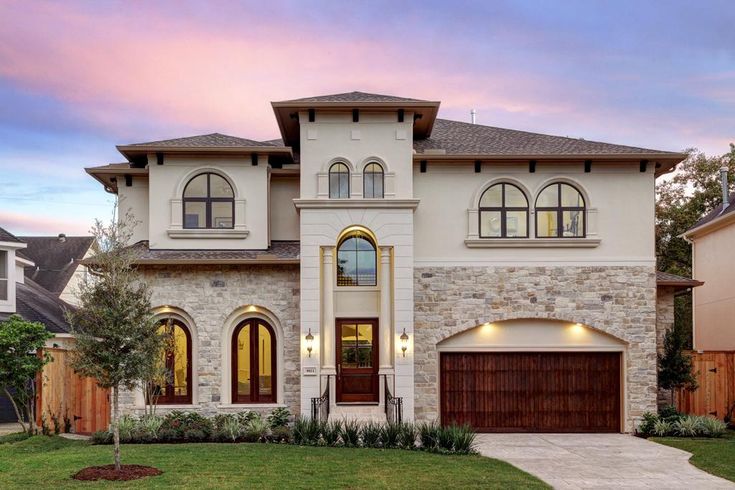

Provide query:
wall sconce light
left=400, top=329, right=409, bottom=357
left=305, top=329, right=314, bottom=357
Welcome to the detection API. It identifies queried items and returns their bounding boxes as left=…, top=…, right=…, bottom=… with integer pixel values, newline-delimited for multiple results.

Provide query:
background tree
left=0, top=315, right=53, bottom=433
left=67, top=210, right=163, bottom=471
left=655, top=144, right=735, bottom=345
left=658, top=322, right=698, bottom=405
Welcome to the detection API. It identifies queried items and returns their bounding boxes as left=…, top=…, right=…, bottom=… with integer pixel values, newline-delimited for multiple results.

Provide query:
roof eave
left=133, top=258, right=300, bottom=265
left=117, top=145, right=293, bottom=160
left=683, top=210, right=735, bottom=240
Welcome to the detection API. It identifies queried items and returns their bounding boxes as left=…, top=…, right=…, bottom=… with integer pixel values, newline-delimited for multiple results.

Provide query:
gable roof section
left=684, top=191, right=735, bottom=238
left=18, top=236, right=94, bottom=295
left=123, top=133, right=280, bottom=148
left=0, top=226, right=22, bottom=244
left=0, top=278, right=72, bottom=334
left=276, top=91, right=428, bottom=104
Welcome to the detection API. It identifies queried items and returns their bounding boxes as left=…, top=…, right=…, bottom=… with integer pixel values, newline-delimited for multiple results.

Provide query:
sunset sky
left=0, top=0, right=733, bottom=236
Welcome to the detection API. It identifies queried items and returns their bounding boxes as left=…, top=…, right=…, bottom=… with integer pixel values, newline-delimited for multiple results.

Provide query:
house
left=683, top=167, right=735, bottom=351
left=86, top=91, right=691, bottom=433
left=0, top=227, right=74, bottom=423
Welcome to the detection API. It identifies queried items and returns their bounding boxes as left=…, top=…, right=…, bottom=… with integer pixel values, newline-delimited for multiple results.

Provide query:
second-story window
left=363, top=162, right=384, bottom=198
left=183, top=173, right=234, bottom=229
left=337, top=232, right=377, bottom=286
left=535, top=182, right=586, bottom=238
left=329, top=163, right=350, bottom=199
left=479, top=183, right=529, bottom=238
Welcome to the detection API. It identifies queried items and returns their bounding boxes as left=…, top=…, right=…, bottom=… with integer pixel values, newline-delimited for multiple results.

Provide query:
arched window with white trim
left=535, top=182, right=586, bottom=238
left=479, top=183, right=529, bottom=238
left=183, top=172, right=234, bottom=229
left=329, top=163, right=350, bottom=199
left=363, top=162, right=384, bottom=198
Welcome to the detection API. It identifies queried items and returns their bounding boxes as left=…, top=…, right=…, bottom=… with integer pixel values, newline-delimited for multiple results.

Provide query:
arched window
left=337, top=231, right=377, bottom=286
left=183, top=172, right=234, bottom=229
left=363, top=162, right=384, bottom=198
left=232, top=319, right=276, bottom=403
left=151, top=318, right=192, bottom=405
left=535, top=182, right=586, bottom=238
left=479, top=183, right=529, bottom=238
left=329, top=163, right=350, bottom=198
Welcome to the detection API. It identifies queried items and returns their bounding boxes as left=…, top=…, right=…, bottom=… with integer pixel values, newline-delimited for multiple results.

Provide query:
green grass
left=0, top=435, right=548, bottom=489
left=652, top=429, right=735, bottom=482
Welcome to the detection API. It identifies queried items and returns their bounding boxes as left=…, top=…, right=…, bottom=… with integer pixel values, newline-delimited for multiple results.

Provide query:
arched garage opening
left=437, top=319, right=625, bottom=433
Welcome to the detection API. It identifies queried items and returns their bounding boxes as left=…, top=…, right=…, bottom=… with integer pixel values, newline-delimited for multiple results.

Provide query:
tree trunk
left=27, top=380, right=36, bottom=434
left=671, top=387, right=675, bottom=407
left=112, top=385, right=121, bottom=471
left=3, top=387, right=26, bottom=433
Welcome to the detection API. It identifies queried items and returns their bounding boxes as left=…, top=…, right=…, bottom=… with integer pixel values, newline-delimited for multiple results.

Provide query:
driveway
left=0, top=423, right=23, bottom=436
left=476, top=433, right=734, bottom=489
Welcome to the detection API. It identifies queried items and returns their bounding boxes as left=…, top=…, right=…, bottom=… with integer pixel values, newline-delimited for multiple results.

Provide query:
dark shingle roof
left=0, top=279, right=71, bottom=334
left=0, top=226, right=22, bottom=243
left=414, top=119, right=678, bottom=156
left=19, top=236, right=94, bottom=295
left=124, top=133, right=281, bottom=148
left=687, top=192, right=735, bottom=233
left=276, top=91, right=428, bottom=104
left=113, top=241, right=300, bottom=264
left=656, top=271, right=703, bottom=289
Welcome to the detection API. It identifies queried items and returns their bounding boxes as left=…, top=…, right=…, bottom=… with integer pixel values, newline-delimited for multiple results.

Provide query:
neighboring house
left=18, top=234, right=94, bottom=306
left=683, top=169, right=735, bottom=351
left=86, top=91, right=691, bottom=433
left=0, top=226, right=74, bottom=423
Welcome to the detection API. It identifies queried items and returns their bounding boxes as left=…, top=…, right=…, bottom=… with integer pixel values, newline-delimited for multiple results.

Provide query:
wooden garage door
left=440, top=352, right=621, bottom=432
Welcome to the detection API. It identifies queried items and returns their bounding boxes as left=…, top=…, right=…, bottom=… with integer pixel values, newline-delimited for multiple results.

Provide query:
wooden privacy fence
left=36, top=348, right=110, bottom=434
left=676, top=351, right=735, bottom=420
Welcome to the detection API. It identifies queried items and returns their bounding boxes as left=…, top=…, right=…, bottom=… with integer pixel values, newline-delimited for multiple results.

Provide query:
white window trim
left=167, top=198, right=249, bottom=238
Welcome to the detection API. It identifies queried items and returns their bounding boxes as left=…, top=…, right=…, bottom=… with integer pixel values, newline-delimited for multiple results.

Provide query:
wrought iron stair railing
left=383, top=374, right=403, bottom=424
left=310, top=375, right=330, bottom=422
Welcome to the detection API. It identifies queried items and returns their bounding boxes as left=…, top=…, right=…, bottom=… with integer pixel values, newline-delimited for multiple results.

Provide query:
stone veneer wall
left=655, top=287, right=676, bottom=408
left=119, top=264, right=300, bottom=417
left=413, top=265, right=657, bottom=433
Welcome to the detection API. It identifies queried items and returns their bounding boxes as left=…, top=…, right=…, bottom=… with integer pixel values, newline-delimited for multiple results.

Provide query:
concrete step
left=328, top=404, right=386, bottom=423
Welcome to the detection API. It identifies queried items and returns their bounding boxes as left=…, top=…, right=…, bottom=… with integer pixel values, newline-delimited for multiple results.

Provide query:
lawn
left=652, top=429, right=735, bottom=482
left=0, top=435, right=548, bottom=489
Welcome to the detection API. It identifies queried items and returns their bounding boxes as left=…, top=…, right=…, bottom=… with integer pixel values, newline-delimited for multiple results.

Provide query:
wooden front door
left=440, top=352, right=621, bottom=432
left=336, top=319, right=379, bottom=403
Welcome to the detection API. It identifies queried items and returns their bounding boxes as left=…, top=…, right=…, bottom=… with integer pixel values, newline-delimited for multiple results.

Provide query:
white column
left=321, top=247, right=336, bottom=373
left=379, top=246, right=393, bottom=371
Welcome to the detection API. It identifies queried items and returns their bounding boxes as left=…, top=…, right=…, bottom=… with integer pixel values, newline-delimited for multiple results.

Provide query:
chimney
left=58, top=233, right=66, bottom=242
left=720, top=166, right=730, bottom=213
left=471, top=109, right=476, bottom=124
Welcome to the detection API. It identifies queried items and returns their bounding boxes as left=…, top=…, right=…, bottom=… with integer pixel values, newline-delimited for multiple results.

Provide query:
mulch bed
left=73, top=464, right=162, bottom=481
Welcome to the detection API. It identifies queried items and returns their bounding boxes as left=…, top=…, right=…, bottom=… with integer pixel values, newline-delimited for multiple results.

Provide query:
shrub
left=418, top=421, right=439, bottom=450
left=340, top=419, right=360, bottom=447
left=236, top=411, right=257, bottom=426
left=381, top=422, right=401, bottom=449
left=397, top=422, right=417, bottom=450
left=448, top=424, right=476, bottom=454
left=674, top=416, right=701, bottom=437
left=292, top=417, right=316, bottom=445
left=653, top=419, right=673, bottom=437
left=659, top=405, right=682, bottom=422
left=63, top=411, right=72, bottom=434
left=214, top=414, right=242, bottom=442
left=698, top=416, right=727, bottom=438
left=360, top=421, right=382, bottom=448
left=139, top=415, right=164, bottom=440
left=91, top=430, right=113, bottom=445
left=271, top=425, right=292, bottom=443
left=160, top=411, right=213, bottom=441
left=244, top=416, right=270, bottom=442
left=267, top=407, right=291, bottom=429
left=637, top=412, right=659, bottom=437
left=118, top=414, right=137, bottom=442
left=436, top=425, right=456, bottom=452
left=322, top=421, right=342, bottom=446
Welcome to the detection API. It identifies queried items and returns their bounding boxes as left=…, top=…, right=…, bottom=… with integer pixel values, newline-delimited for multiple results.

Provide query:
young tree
left=0, top=315, right=53, bottom=433
left=658, top=323, right=698, bottom=406
left=67, top=211, right=163, bottom=471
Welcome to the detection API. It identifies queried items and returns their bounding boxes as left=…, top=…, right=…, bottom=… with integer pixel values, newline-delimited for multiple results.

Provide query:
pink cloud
left=0, top=210, right=93, bottom=236
left=0, top=2, right=581, bottom=141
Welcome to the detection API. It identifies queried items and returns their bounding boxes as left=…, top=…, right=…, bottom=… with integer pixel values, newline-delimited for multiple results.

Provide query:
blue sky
left=0, top=0, right=733, bottom=235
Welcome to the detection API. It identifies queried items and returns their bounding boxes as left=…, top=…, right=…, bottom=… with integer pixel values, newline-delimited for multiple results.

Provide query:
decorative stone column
left=379, top=246, right=393, bottom=371
left=321, top=247, right=336, bottom=373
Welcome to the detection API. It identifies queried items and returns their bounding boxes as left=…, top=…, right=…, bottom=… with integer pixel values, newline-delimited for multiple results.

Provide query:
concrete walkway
left=0, top=423, right=23, bottom=435
left=476, top=433, right=734, bottom=489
